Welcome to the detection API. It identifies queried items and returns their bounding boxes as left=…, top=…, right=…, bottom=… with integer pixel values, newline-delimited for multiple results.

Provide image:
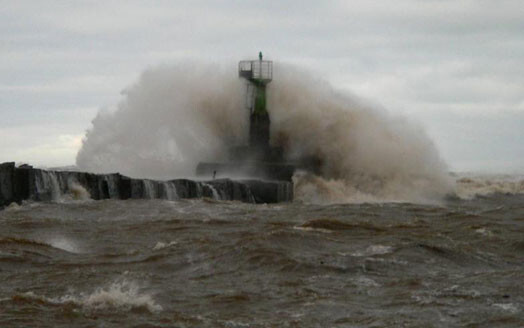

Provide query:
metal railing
left=238, top=60, right=272, bottom=81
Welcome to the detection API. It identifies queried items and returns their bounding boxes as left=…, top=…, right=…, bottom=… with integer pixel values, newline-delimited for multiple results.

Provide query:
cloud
left=0, top=126, right=83, bottom=167
left=1, top=0, right=523, bottom=172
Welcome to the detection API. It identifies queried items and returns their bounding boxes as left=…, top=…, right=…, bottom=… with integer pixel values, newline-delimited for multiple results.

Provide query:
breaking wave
left=152, top=240, right=178, bottom=250
left=77, top=62, right=453, bottom=203
left=76, top=63, right=246, bottom=179
left=45, top=236, right=82, bottom=253
left=12, top=279, right=162, bottom=313
left=68, top=182, right=91, bottom=201
left=454, top=174, right=524, bottom=199
left=0, top=236, right=81, bottom=255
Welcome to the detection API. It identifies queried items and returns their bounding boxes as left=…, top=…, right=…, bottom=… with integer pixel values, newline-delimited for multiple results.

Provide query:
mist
left=76, top=63, right=246, bottom=178
left=77, top=62, right=454, bottom=203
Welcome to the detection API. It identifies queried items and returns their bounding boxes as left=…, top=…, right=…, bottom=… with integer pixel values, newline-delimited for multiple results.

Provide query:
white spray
left=77, top=62, right=453, bottom=203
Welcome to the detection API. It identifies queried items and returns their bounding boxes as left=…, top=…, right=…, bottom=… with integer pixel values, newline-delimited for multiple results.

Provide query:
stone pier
left=0, top=162, right=293, bottom=208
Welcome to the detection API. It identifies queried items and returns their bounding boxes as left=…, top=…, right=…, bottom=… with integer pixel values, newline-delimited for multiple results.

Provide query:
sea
left=1, top=174, right=523, bottom=327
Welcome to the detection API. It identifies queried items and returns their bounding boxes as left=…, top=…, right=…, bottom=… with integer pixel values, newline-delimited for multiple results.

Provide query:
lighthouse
left=238, top=51, right=272, bottom=150
left=196, top=52, right=295, bottom=182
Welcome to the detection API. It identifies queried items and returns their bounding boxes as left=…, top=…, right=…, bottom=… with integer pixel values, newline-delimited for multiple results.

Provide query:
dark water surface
left=1, top=195, right=523, bottom=327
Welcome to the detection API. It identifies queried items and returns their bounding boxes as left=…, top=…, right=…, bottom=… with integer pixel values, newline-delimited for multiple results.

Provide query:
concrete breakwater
left=0, top=162, right=293, bottom=208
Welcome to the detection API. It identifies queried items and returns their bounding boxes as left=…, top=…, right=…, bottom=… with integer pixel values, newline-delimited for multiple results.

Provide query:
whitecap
left=293, top=226, right=332, bottom=234
left=475, top=227, right=493, bottom=237
left=351, top=245, right=393, bottom=257
left=152, top=240, right=178, bottom=250
left=4, top=202, right=21, bottom=211
left=15, top=279, right=162, bottom=313
left=46, top=237, right=82, bottom=253
left=492, top=303, right=519, bottom=313
left=353, top=276, right=380, bottom=287
left=455, top=174, right=524, bottom=199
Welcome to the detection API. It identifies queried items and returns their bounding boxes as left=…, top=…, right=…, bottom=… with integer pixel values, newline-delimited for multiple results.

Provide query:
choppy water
left=1, top=190, right=523, bottom=327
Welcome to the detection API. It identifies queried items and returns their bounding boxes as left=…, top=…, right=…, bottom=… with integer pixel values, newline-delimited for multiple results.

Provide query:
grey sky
left=1, top=0, right=523, bottom=172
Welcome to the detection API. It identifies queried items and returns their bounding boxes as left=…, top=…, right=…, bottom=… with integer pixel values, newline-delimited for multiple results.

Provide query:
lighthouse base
left=196, top=162, right=295, bottom=182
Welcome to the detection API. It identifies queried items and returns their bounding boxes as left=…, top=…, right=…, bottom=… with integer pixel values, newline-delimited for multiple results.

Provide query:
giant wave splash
left=76, top=62, right=453, bottom=203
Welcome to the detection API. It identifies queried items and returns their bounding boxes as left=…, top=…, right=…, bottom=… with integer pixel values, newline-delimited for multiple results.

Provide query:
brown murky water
left=1, top=194, right=523, bottom=327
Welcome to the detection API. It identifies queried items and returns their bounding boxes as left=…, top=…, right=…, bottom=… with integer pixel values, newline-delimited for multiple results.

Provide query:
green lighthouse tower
left=196, top=52, right=296, bottom=182
left=238, top=52, right=272, bottom=150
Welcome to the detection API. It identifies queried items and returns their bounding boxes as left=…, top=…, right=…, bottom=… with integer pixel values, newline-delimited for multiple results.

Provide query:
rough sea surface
left=1, top=189, right=523, bottom=327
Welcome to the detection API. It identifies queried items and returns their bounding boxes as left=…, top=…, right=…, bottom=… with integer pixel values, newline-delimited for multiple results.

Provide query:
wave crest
left=455, top=174, right=524, bottom=199
left=12, top=280, right=162, bottom=313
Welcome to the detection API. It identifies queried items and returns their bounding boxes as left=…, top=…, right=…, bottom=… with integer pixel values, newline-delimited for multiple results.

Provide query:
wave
left=0, top=236, right=80, bottom=254
left=0, top=237, right=50, bottom=248
left=348, top=245, right=393, bottom=257
left=454, top=174, right=524, bottom=199
left=76, top=62, right=452, bottom=203
left=152, top=240, right=178, bottom=250
left=45, top=236, right=81, bottom=253
left=300, top=218, right=385, bottom=232
left=67, top=182, right=91, bottom=201
left=11, top=279, right=162, bottom=313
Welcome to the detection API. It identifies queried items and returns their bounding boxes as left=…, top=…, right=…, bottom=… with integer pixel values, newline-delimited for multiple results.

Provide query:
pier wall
left=0, top=162, right=293, bottom=208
